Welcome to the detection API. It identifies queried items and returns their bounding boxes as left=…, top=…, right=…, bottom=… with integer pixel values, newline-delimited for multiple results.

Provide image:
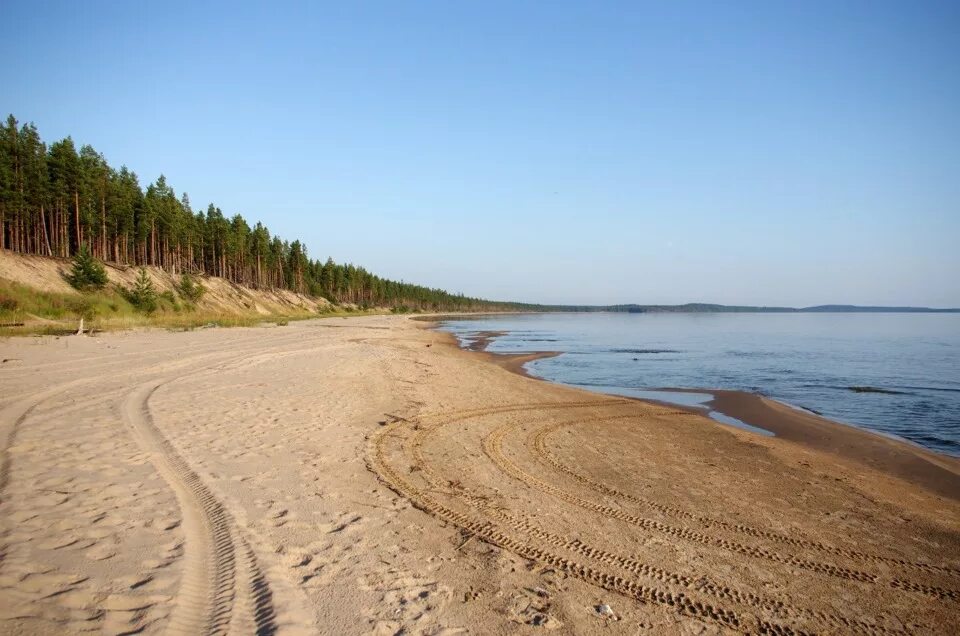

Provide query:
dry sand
left=0, top=315, right=958, bottom=635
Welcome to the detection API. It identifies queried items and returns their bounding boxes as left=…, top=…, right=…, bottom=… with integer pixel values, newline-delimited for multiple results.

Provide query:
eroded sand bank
left=0, top=315, right=958, bottom=634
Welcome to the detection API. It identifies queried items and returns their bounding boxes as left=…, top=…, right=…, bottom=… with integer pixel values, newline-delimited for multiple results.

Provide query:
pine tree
left=47, top=137, right=81, bottom=255
left=178, top=273, right=205, bottom=303
left=21, top=123, right=50, bottom=256
left=127, top=267, right=158, bottom=313
left=0, top=115, right=20, bottom=251
left=2, top=113, right=520, bottom=313
left=66, top=243, right=108, bottom=291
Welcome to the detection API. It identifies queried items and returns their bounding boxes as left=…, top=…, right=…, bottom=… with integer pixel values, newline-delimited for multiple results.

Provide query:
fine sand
left=0, top=315, right=958, bottom=635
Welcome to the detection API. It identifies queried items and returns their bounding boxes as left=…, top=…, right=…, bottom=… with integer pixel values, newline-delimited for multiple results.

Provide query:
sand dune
left=0, top=316, right=957, bottom=634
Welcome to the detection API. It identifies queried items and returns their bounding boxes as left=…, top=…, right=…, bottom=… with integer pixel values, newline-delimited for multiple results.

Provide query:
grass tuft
left=0, top=277, right=392, bottom=338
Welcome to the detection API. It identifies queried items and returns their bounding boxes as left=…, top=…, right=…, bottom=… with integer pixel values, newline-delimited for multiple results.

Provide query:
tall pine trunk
left=74, top=190, right=80, bottom=253
left=39, top=204, right=51, bottom=256
left=100, top=198, right=106, bottom=259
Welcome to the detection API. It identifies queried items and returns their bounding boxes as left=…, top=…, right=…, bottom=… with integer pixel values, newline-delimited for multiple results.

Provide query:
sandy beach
left=1, top=315, right=958, bottom=635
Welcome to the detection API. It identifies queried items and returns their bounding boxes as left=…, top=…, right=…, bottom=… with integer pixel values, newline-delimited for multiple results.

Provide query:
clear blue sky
left=4, top=1, right=958, bottom=307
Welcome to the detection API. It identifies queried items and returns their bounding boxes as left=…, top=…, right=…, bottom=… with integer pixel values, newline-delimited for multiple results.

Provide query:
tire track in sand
left=1, top=346, right=241, bottom=510
left=530, top=418, right=960, bottom=579
left=409, top=401, right=955, bottom=578
left=122, top=379, right=276, bottom=635
left=367, top=417, right=756, bottom=634
left=483, top=417, right=960, bottom=601
left=0, top=347, right=246, bottom=575
left=0, top=380, right=99, bottom=507
left=369, top=402, right=956, bottom=633
left=2, top=331, right=336, bottom=633
left=114, top=342, right=335, bottom=634
left=401, top=412, right=907, bottom=635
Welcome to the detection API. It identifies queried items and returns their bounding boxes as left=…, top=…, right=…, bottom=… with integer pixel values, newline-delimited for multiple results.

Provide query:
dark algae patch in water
left=848, top=386, right=911, bottom=395
left=462, top=330, right=509, bottom=351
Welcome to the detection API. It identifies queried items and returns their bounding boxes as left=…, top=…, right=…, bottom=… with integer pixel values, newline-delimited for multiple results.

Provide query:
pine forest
left=0, top=114, right=520, bottom=311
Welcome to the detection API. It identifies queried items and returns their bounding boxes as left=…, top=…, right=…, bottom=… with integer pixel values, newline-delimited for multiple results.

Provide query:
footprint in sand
left=280, top=551, right=314, bottom=569
left=16, top=572, right=88, bottom=595
left=506, top=587, right=564, bottom=630
left=114, top=574, right=153, bottom=590
left=49, top=589, right=104, bottom=610
left=36, top=536, right=84, bottom=551
left=360, top=569, right=456, bottom=631
left=319, top=511, right=363, bottom=534
left=101, top=593, right=170, bottom=611
left=7, top=510, right=39, bottom=523
left=83, top=544, right=117, bottom=561
left=155, top=516, right=181, bottom=531
left=83, top=526, right=115, bottom=540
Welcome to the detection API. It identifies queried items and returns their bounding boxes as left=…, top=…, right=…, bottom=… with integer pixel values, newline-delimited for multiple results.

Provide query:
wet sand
left=708, top=390, right=960, bottom=501
left=0, top=315, right=958, bottom=634
left=452, top=328, right=960, bottom=502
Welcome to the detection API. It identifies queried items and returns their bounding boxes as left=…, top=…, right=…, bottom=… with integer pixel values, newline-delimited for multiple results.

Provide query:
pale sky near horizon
left=3, top=1, right=958, bottom=307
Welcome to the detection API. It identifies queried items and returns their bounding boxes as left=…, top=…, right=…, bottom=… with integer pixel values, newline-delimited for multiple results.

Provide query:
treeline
left=545, top=303, right=960, bottom=313
left=0, top=114, right=522, bottom=311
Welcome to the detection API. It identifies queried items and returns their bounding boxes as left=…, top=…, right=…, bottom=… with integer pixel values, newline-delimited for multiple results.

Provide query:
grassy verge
left=0, top=278, right=387, bottom=337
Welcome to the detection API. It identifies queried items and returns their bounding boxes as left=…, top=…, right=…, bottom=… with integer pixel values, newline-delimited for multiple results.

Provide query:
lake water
left=440, top=313, right=960, bottom=456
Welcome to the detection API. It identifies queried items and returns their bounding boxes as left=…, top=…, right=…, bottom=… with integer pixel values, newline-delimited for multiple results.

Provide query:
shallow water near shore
left=441, top=312, right=960, bottom=455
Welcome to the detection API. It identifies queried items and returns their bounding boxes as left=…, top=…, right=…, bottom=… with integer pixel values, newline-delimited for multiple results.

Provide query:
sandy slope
left=0, top=316, right=957, bottom=635
left=0, top=249, right=330, bottom=316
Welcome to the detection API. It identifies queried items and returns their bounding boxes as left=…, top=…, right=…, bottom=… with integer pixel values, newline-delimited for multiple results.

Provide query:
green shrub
left=178, top=274, right=206, bottom=303
left=0, top=295, right=18, bottom=314
left=124, top=268, right=158, bottom=314
left=67, top=295, right=96, bottom=321
left=65, top=245, right=108, bottom=291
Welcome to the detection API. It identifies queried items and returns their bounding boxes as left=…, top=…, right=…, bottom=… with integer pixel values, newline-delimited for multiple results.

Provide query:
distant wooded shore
left=426, top=303, right=960, bottom=317
left=544, top=303, right=960, bottom=313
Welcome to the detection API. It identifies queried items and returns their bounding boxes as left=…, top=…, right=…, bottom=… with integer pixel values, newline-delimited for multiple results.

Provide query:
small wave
left=898, top=433, right=960, bottom=452
left=893, top=385, right=960, bottom=394
left=908, top=432, right=955, bottom=444
left=847, top=386, right=911, bottom=395
left=799, top=383, right=913, bottom=396
left=572, top=380, right=637, bottom=388
left=611, top=348, right=682, bottom=354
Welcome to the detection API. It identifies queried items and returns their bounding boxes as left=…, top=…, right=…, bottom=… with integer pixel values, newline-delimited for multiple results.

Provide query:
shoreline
left=436, top=323, right=960, bottom=500
left=2, top=314, right=958, bottom=633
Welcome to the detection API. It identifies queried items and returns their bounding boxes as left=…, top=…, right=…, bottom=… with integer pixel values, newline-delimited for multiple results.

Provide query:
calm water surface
left=440, top=313, right=960, bottom=456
